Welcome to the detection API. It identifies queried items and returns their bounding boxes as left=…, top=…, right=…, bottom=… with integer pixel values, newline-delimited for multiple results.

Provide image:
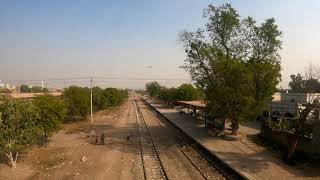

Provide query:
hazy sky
left=0, top=0, right=319, bottom=88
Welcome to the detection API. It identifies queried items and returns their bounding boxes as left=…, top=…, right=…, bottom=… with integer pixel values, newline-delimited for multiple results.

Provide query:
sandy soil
left=0, top=99, right=144, bottom=180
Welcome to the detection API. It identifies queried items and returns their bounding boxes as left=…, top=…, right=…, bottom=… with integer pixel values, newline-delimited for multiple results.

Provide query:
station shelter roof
left=177, top=100, right=207, bottom=108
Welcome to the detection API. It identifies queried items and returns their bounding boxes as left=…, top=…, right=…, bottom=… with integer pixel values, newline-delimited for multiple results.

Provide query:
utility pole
left=90, top=77, right=93, bottom=128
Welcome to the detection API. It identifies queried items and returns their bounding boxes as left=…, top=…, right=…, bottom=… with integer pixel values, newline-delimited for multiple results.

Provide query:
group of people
left=95, top=133, right=105, bottom=145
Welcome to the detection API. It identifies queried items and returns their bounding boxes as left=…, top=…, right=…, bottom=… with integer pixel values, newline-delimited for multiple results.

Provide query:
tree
left=63, top=86, right=90, bottom=121
left=206, top=57, right=255, bottom=134
left=103, top=88, right=125, bottom=106
left=33, top=95, right=65, bottom=147
left=20, top=85, right=31, bottom=93
left=31, top=86, right=43, bottom=93
left=158, top=87, right=178, bottom=104
left=146, top=81, right=161, bottom=98
left=176, top=84, right=200, bottom=101
left=0, top=98, right=38, bottom=168
left=180, top=3, right=282, bottom=134
left=289, top=74, right=304, bottom=93
left=286, top=64, right=320, bottom=163
left=92, top=86, right=106, bottom=110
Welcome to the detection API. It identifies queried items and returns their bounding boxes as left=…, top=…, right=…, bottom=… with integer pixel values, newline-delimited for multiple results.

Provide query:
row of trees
left=0, top=86, right=128, bottom=168
left=289, top=64, right=320, bottom=93
left=145, top=82, right=202, bottom=102
left=20, top=85, right=49, bottom=93
left=63, top=86, right=128, bottom=121
left=0, top=95, right=64, bottom=168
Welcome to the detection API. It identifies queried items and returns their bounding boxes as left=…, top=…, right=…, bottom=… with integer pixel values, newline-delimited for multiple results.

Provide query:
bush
left=103, top=88, right=126, bottom=107
left=63, top=86, right=90, bottom=121
left=33, top=95, right=65, bottom=146
left=63, top=86, right=127, bottom=119
left=0, top=98, right=38, bottom=168
left=176, top=84, right=201, bottom=101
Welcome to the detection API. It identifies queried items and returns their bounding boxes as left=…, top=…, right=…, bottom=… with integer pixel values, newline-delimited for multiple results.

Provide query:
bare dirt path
left=0, top=97, right=144, bottom=180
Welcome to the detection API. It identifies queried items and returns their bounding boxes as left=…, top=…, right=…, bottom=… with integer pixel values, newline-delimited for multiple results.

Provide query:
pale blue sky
left=0, top=0, right=319, bottom=88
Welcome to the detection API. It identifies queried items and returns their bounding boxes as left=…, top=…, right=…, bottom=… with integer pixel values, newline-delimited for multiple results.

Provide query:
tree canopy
left=63, top=86, right=90, bottom=120
left=33, top=95, right=65, bottom=146
left=146, top=81, right=161, bottom=98
left=0, top=98, right=38, bottom=168
left=180, top=3, right=282, bottom=134
left=176, top=84, right=200, bottom=101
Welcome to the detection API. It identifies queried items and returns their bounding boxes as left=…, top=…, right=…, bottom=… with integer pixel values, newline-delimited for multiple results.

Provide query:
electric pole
left=90, top=77, right=93, bottom=128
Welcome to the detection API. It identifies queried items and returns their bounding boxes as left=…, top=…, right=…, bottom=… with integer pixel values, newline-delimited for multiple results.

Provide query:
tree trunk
left=287, top=132, right=299, bottom=161
left=6, top=151, right=18, bottom=168
left=231, top=121, right=239, bottom=135
left=44, top=131, right=48, bottom=147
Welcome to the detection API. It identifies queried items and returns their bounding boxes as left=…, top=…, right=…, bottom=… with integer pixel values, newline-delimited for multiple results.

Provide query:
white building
left=0, top=80, right=5, bottom=88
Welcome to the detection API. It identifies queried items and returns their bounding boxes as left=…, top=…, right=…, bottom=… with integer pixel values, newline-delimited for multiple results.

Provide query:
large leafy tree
left=33, top=95, right=65, bottom=147
left=158, top=87, right=178, bottom=104
left=176, top=84, right=200, bottom=101
left=92, top=86, right=106, bottom=110
left=146, top=81, right=161, bottom=98
left=63, top=86, right=90, bottom=121
left=20, top=85, right=31, bottom=93
left=180, top=3, right=282, bottom=134
left=0, top=98, right=38, bottom=168
left=103, top=88, right=126, bottom=106
left=289, top=74, right=305, bottom=93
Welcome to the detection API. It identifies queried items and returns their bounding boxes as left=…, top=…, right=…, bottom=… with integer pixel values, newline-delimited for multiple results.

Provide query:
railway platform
left=145, top=99, right=317, bottom=180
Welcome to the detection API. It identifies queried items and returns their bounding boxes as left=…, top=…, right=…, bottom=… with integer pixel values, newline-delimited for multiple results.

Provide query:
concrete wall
left=261, top=127, right=320, bottom=158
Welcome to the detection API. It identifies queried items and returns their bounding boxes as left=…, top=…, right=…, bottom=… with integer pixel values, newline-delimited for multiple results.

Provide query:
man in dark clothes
left=101, top=133, right=105, bottom=145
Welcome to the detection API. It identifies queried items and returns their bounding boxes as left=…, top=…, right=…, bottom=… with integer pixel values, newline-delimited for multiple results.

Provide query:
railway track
left=141, top=98, right=246, bottom=180
left=140, top=100, right=215, bottom=180
left=134, top=100, right=168, bottom=180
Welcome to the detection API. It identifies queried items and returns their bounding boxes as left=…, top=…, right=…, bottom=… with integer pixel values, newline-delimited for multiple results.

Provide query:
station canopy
left=177, top=100, right=207, bottom=108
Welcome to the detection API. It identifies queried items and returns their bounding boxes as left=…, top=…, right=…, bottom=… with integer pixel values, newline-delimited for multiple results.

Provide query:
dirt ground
left=0, top=98, right=144, bottom=180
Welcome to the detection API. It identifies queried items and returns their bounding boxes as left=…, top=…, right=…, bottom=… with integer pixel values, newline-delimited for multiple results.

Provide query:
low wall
left=261, top=127, right=319, bottom=159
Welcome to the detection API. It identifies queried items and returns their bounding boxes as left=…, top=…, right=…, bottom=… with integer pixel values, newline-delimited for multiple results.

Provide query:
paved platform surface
left=146, top=100, right=320, bottom=180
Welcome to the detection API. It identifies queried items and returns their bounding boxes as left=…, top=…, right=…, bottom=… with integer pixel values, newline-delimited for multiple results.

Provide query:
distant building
left=0, top=80, right=5, bottom=88
left=269, top=93, right=320, bottom=116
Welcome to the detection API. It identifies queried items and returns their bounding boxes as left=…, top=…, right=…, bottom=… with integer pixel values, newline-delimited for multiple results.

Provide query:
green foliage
left=19, top=85, right=49, bottom=93
left=146, top=81, right=161, bottom=98
left=180, top=3, right=282, bottom=133
left=64, top=86, right=127, bottom=119
left=0, top=98, right=38, bottom=165
left=20, top=85, right=31, bottom=93
left=176, top=84, right=200, bottom=101
left=63, top=86, right=90, bottom=119
left=289, top=73, right=320, bottom=93
left=289, top=74, right=305, bottom=93
left=103, top=88, right=126, bottom=107
left=92, top=86, right=105, bottom=110
left=158, top=87, right=178, bottom=102
left=31, top=86, right=42, bottom=93
left=206, top=58, right=255, bottom=121
left=33, top=95, right=65, bottom=146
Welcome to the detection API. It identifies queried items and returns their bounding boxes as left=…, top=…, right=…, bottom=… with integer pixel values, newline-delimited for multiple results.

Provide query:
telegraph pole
left=90, top=77, right=93, bottom=128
